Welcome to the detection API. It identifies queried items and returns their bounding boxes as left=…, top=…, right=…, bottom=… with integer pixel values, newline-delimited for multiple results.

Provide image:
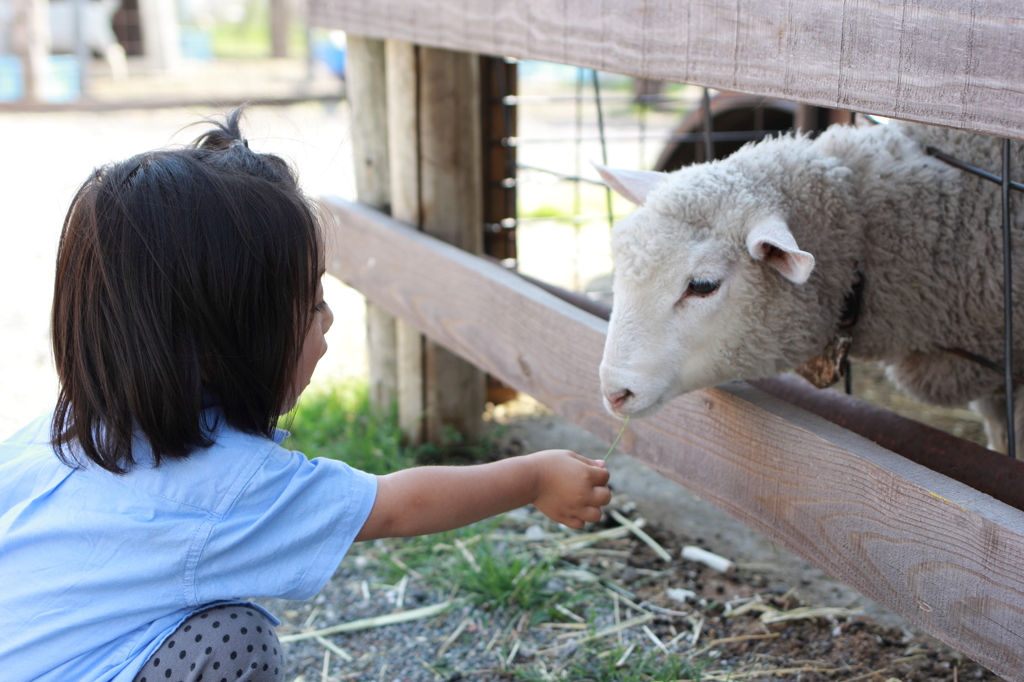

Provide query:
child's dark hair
left=51, top=108, right=323, bottom=473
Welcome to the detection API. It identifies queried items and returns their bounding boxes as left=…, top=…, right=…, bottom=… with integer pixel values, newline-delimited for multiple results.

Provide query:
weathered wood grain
left=322, top=196, right=1024, bottom=679
left=384, top=42, right=487, bottom=443
left=346, top=36, right=398, bottom=410
left=384, top=39, right=424, bottom=440
left=309, top=0, right=1024, bottom=139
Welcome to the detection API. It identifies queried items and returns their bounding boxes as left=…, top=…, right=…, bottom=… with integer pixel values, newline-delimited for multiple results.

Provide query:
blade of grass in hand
left=603, top=416, right=630, bottom=461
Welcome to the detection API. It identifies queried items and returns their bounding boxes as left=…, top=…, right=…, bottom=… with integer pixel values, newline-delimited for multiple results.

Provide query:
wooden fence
left=311, top=0, right=1024, bottom=677
left=325, top=198, right=1024, bottom=677
left=309, top=0, right=1024, bottom=139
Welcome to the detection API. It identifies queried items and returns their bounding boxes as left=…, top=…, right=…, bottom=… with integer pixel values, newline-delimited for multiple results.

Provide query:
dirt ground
left=260, top=406, right=1004, bottom=681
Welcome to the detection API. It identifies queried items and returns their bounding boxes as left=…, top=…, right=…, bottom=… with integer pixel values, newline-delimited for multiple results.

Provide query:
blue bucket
left=0, top=55, right=23, bottom=102
left=44, top=55, right=80, bottom=103
left=180, top=27, right=214, bottom=62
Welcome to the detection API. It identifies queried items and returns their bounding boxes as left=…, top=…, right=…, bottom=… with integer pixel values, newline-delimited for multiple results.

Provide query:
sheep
left=0, top=0, right=127, bottom=81
left=595, top=120, right=1024, bottom=457
left=48, top=0, right=128, bottom=80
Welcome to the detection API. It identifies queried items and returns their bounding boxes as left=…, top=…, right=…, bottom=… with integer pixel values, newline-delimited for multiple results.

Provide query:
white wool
left=600, top=122, right=1024, bottom=456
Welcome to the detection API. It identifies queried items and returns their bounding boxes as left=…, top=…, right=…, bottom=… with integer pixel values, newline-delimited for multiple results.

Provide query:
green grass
left=458, top=541, right=560, bottom=611
left=285, top=380, right=500, bottom=474
left=207, top=0, right=309, bottom=59
left=283, top=382, right=418, bottom=475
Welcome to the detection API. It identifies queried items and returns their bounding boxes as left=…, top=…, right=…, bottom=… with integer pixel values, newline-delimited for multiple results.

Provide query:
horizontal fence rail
left=323, top=196, right=1024, bottom=680
left=309, top=0, right=1024, bottom=139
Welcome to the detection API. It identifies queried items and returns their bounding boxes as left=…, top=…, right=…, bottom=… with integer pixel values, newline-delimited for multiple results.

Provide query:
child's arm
left=354, top=450, right=611, bottom=541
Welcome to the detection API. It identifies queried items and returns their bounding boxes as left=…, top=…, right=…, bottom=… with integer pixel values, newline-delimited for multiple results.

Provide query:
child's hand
left=529, top=450, right=611, bottom=530
left=356, top=448, right=612, bottom=541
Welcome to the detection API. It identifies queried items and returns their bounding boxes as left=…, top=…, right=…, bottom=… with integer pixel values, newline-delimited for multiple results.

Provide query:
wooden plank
left=417, top=47, right=486, bottom=443
left=385, top=41, right=486, bottom=443
left=270, top=0, right=288, bottom=57
left=385, top=39, right=426, bottom=440
left=346, top=36, right=398, bottom=409
left=322, top=197, right=1024, bottom=679
left=11, top=0, right=50, bottom=103
left=308, top=0, right=1024, bottom=140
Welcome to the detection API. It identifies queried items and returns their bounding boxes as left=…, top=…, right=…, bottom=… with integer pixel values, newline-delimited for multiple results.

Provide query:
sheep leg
left=970, top=395, right=1009, bottom=455
left=969, top=389, right=1024, bottom=459
left=104, top=43, right=128, bottom=81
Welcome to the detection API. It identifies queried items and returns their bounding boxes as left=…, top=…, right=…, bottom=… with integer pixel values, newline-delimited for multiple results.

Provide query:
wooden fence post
left=346, top=36, right=398, bottom=411
left=384, top=40, right=424, bottom=441
left=12, top=0, right=49, bottom=102
left=270, top=0, right=289, bottom=57
left=385, top=40, right=486, bottom=443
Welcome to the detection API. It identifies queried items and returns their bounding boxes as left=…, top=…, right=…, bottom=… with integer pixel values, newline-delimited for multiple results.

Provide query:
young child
left=0, top=109, right=611, bottom=682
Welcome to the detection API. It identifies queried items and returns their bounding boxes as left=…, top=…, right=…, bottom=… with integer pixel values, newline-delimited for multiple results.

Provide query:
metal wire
left=701, top=87, right=715, bottom=161
left=592, top=70, right=615, bottom=231
left=929, top=141, right=1021, bottom=457
left=517, top=163, right=607, bottom=186
left=926, top=147, right=1024, bottom=193
left=506, top=130, right=787, bottom=145
left=1003, top=139, right=1016, bottom=460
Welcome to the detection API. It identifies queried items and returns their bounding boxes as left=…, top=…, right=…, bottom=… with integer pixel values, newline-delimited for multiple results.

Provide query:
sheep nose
left=607, top=389, right=634, bottom=411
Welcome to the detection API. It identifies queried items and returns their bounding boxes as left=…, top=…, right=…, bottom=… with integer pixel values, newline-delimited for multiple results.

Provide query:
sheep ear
left=591, top=162, right=665, bottom=206
left=746, top=217, right=815, bottom=284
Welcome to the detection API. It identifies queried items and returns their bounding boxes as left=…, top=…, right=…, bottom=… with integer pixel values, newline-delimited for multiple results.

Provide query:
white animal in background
left=0, top=0, right=127, bottom=79
left=48, top=0, right=127, bottom=79
left=596, top=121, right=1024, bottom=457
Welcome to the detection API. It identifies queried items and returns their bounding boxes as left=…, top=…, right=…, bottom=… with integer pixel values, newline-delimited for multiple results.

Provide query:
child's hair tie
left=231, top=138, right=249, bottom=149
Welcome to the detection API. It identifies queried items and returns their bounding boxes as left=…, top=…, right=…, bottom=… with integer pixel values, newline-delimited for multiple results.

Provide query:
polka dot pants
left=133, top=603, right=284, bottom=682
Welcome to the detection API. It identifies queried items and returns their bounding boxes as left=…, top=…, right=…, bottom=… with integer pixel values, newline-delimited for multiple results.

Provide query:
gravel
left=253, top=499, right=1004, bottom=682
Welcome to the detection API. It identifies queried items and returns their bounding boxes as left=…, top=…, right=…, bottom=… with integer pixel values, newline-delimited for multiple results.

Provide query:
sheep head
left=595, top=161, right=821, bottom=419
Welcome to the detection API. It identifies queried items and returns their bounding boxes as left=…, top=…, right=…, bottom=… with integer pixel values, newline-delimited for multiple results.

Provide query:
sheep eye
left=688, top=278, right=720, bottom=296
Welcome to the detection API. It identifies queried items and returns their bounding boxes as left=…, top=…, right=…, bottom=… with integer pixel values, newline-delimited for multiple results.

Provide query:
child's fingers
left=577, top=505, right=604, bottom=524
left=588, top=464, right=611, bottom=487
left=591, top=485, right=612, bottom=507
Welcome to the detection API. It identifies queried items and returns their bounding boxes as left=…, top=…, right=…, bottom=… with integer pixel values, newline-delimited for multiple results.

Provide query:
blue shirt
left=0, top=411, right=378, bottom=682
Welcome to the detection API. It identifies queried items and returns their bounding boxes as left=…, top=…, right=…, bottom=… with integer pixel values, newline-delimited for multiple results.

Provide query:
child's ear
left=746, top=216, right=815, bottom=284
left=591, top=163, right=665, bottom=206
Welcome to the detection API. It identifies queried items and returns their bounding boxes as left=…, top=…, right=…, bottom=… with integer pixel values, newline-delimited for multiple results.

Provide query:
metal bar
left=516, top=163, right=607, bottom=187
left=701, top=87, right=715, bottom=161
left=574, top=68, right=585, bottom=223
left=516, top=214, right=626, bottom=224
left=505, top=130, right=788, bottom=146
left=592, top=70, right=614, bottom=230
left=1004, top=139, right=1016, bottom=460
left=929, top=142, right=1020, bottom=458
left=926, top=146, right=1024, bottom=193
left=504, top=94, right=697, bottom=106
left=73, top=0, right=90, bottom=98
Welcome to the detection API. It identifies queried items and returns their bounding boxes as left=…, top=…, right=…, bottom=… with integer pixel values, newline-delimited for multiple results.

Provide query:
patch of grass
left=285, top=380, right=498, bottom=474
left=284, top=382, right=417, bottom=475
left=459, top=542, right=560, bottom=611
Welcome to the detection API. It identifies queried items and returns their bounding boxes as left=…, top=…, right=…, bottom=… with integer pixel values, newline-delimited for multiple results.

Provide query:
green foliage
left=284, top=382, right=418, bottom=475
left=208, top=0, right=308, bottom=58
left=458, top=542, right=560, bottom=611
left=522, top=204, right=572, bottom=220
